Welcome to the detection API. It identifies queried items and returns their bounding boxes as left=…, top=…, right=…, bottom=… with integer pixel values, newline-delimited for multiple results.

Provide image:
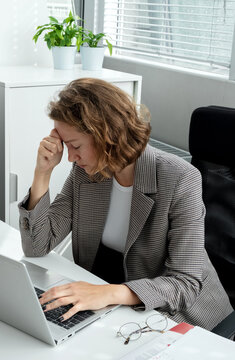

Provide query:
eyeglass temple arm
left=124, top=337, right=131, bottom=345
left=124, top=326, right=145, bottom=345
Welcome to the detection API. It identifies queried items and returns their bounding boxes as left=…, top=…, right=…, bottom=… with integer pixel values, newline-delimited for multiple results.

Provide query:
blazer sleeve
left=18, top=165, right=74, bottom=257
left=125, top=166, right=206, bottom=314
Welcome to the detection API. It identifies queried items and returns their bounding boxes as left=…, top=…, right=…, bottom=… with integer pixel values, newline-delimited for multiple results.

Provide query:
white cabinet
left=0, top=65, right=142, bottom=229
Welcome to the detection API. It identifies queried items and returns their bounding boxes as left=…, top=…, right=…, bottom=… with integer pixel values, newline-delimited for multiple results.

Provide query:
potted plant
left=76, top=29, right=113, bottom=71
left=33, top=11, right=81, bottom=70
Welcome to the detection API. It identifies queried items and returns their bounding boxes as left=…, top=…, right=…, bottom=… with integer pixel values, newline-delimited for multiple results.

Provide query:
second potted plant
left=76, top=29, right=113, bottom=71
left=33, top=11, right=81, bottom=70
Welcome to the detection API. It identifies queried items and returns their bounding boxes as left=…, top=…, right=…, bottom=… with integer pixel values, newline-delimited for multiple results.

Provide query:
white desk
left=1, top=221, right=235, bottom=360
left=0, top=221, right=175, bottom=360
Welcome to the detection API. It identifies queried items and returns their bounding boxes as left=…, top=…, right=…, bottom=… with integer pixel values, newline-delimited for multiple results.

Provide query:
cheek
left=88, top=148, right=99, bottom=164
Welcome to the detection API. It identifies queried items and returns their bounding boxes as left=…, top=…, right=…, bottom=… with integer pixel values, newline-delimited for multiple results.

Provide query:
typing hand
left=39, top=281, right=112, bottom=322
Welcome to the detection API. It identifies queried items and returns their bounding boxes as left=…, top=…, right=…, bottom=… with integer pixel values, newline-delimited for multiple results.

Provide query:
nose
left=68, top=147, right=80, bottom=163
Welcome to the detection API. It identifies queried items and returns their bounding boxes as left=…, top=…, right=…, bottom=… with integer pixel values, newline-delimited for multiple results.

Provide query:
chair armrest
left=211, top=310, right=235, bottom=339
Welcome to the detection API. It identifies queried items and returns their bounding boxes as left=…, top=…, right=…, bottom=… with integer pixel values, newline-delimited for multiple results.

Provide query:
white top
left=102, top=177, right=133, bottom=253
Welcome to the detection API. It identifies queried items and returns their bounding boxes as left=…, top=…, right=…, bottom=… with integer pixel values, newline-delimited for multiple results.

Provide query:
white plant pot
left=80, top=47, right=105, bottom=71
left=52, top=46, right=76, bottom=70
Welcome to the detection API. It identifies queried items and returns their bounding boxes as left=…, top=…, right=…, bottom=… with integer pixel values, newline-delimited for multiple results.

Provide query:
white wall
left=0, top=0, right=52, bottom=67
left=104, top=56, right=235, bottom=151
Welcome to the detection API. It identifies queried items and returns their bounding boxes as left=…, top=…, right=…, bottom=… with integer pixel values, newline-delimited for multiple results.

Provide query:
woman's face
left=54, top=121, right=99, bottom=175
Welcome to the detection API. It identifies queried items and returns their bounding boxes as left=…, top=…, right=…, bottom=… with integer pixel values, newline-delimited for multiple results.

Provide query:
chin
left=84, top=168, right=91, bottom=174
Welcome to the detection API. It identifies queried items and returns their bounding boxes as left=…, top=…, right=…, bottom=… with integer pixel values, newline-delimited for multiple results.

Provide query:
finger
left=39, top=284, right=71, bottom=305
left=38, top=144, right=55, bottom=159
left=50, top=128, right=62, bottom=140
left=42, top=137, right=63, bottom=153
left=59, top=303, right=83, bottom=322
left=43, top=296, right=73, bottom=312
left=43, top=140, right=59, bottom=155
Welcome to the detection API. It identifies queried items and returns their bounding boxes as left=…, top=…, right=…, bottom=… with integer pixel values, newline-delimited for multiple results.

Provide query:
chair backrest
left=189, top=106, right=235, bottom=309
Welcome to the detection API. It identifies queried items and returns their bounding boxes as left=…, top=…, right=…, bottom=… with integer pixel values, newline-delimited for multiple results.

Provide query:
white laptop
left=0, top=254, right=119, bottom=346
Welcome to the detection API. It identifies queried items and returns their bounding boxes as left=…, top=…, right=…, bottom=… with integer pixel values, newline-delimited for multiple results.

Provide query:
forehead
left=54, top=121, right=82, bottom=142
left=54, top=121, right=94, bottom=145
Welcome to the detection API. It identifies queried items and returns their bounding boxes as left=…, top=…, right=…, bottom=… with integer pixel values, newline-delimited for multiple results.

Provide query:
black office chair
left=189, top=106, right=235, bottom=339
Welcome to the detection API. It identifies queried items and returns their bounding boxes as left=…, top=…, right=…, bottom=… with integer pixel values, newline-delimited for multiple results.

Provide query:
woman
left=18, top=78, right=233, bottom=330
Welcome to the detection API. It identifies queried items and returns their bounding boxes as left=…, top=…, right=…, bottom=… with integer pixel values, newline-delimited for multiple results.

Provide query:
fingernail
left=58, top=316, right=64, bottom=322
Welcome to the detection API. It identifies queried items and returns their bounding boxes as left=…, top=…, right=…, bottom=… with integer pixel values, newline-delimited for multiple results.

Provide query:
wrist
left=34, top=167, right=53, bottom=180
left=105, top=284, right=142, bottom=306
left=27, top=169, right=51, bottom=210
left=31, top=169, right=51, bottom=194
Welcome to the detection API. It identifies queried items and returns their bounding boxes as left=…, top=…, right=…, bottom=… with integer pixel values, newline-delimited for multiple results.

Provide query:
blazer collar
left=74, top=144, right=157, bottom=194
left=134, top=144, right=157, bottom=194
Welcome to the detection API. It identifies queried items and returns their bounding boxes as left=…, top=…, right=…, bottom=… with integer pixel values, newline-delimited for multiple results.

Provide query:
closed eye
left=64, top=142, right=80, bottom=150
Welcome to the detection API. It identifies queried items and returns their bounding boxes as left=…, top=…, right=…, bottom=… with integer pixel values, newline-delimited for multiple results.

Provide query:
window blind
left=47, top=0, right=74, bottom=21
left=103, top=0, right=235, bottom=70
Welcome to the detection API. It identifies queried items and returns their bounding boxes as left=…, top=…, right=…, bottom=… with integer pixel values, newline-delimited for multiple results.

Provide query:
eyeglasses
left=116, top=313, right=168, bottom=345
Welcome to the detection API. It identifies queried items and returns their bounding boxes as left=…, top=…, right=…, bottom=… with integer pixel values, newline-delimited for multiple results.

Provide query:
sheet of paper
left=119, top=323, right=235, bottom=360
left=118, top=329, right=188, bottom=360
left=160, top=326, right=235, bottom=360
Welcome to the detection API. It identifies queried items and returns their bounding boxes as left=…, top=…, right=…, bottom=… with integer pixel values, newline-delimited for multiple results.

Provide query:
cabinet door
left=7, top=85, right=72, bottom=229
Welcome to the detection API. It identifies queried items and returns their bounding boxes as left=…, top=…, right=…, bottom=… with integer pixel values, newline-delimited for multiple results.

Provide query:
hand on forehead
left=50, top=128, right=62, bottom=139
left=53, top=121, right=80, bottom=143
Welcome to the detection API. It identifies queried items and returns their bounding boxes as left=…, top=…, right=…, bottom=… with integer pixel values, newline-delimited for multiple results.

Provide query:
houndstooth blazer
left=18, top=145, right=233, bottom=330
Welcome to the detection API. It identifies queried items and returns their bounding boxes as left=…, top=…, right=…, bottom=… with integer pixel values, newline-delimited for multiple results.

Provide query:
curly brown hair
left=48, top=78, right=151, bottom=178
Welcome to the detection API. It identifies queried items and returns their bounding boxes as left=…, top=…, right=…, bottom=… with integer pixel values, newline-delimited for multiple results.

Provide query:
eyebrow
left=64, top=139, right=78, bottom=144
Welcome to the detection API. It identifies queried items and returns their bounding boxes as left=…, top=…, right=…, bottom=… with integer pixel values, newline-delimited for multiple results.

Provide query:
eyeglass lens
left=146, top=314, right=167, bottom=331
left=119, top=322, right=142, bottom=341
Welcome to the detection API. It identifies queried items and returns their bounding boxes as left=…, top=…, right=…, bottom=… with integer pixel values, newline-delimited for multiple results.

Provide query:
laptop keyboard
left=35, top=287, right=95, bottom=330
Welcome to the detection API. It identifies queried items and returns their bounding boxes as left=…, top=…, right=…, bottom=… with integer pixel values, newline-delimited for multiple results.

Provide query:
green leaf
left=46, top=38, right=52, bottom=50
left=83, top=38, right=91, bottom=46
left=49, top=16, right=59, bottom=24
left=95, top=33, right=105, bottom=41
left=32, top=26, right=54, bottom=43
left=63, top=11, right=75, bottom=25
left=35, top=23, right=50, bottom=30
left=76, top=33, right=84, bottom=51
left=87, top=31, right=94, bottom=38
left=56, top=29, right=63, bottom=40
left=106, top=40, right=113, bottom=55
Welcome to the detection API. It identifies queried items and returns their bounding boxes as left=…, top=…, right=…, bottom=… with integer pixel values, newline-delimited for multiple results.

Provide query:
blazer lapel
left=124, top=187, right=154, bottom=255
left=77, top=179, right=112, bottom=270
left=124, top=145, right=157, bottom=256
